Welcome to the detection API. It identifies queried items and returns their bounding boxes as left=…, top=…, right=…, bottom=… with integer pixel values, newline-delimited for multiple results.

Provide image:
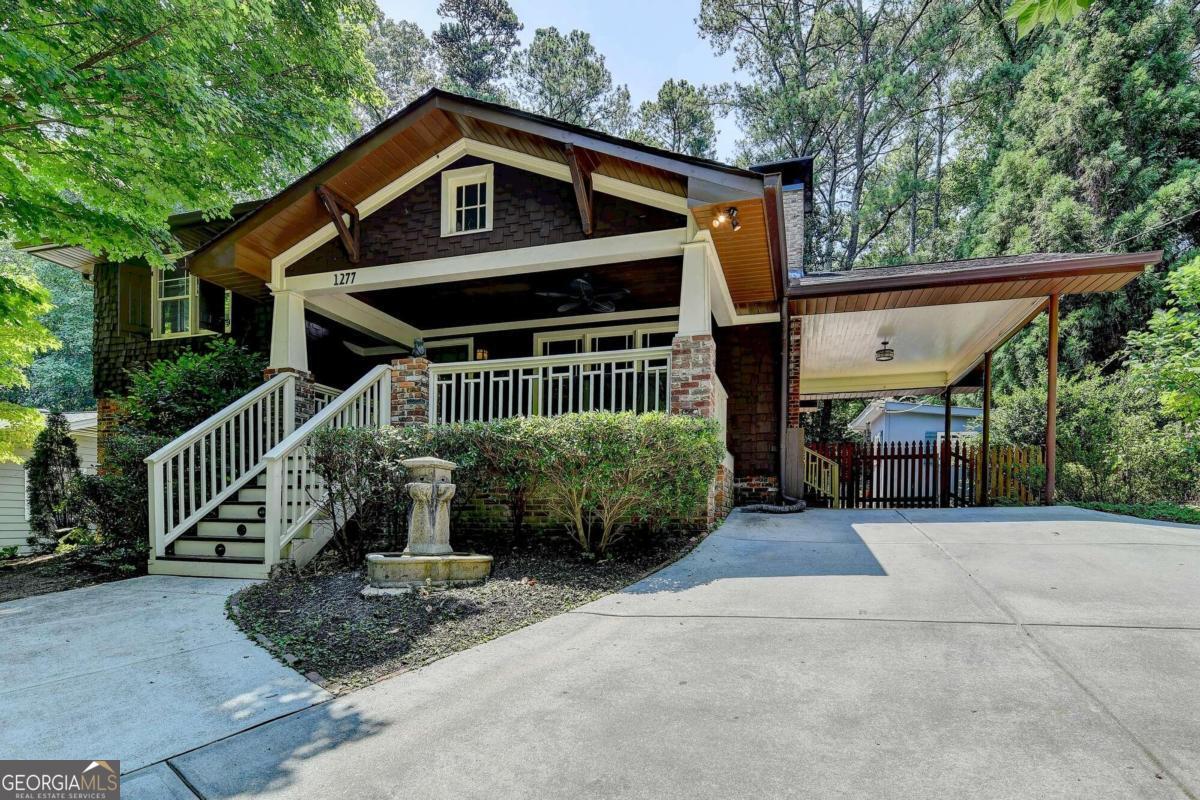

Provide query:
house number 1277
left=333, top=271, right=357, bottom=286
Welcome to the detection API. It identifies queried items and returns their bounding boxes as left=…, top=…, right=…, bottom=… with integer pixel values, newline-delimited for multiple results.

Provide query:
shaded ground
left=165, top=506, right=1200, bottom=800
left=0, top=551, right=123, bottom=602
left=230, top=533, right=701, bottom=693
left=0, top=576, right=327, bottom=774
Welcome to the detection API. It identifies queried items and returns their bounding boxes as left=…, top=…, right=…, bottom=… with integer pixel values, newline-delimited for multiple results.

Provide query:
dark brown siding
left=290, top=156, right=687, bottom=276
left=715, top=323, right=781, bottom=486
left=93, top=262, right=271, bottom=398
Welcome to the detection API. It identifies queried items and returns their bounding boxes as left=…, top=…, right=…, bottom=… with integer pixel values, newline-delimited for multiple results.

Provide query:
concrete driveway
left=26, top=507, right=1200, bottom=799
left=0, top=576, right=328, bottom=774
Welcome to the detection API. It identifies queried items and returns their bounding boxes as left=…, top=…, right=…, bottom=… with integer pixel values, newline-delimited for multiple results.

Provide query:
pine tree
left=25, top=412, right=81, bottom=552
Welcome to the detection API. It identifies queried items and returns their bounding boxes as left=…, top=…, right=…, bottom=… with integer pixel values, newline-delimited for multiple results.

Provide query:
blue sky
left=373, top=0, right=743, bottom=161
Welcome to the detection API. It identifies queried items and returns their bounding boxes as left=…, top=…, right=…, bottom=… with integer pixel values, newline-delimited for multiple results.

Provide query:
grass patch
left=228, top=532, right=701, bottom=693
left=1073, top=501, right=1200, bottom=526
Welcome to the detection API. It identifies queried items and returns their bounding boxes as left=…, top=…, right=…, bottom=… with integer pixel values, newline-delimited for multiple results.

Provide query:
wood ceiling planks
left=788, top=270, right=1143, bottom=316
left=692, top=199, right=776, bottom=305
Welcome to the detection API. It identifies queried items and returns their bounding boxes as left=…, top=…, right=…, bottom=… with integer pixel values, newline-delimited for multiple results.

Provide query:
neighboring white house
left=0, top=412, right=99, bottom=554
left=848, top=400, right=982, bottom=444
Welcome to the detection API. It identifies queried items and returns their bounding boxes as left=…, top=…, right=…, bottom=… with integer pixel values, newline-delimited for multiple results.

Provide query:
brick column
left=391, top=357, right=431, bottom=427
left=95, top=396, right=123, bottom=473
left=669, top=333, right=717, bottom=417
left=263, top=367, right=316, bottom=426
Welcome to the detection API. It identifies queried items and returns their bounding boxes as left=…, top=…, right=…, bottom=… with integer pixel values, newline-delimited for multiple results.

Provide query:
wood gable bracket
left=565, top=144, right=596, bottom=236
left=316, top=184, right=361, bottom=263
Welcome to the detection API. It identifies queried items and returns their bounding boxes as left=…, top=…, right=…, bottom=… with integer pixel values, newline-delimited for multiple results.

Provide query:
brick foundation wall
left=734, top=474, right=780, bottom=505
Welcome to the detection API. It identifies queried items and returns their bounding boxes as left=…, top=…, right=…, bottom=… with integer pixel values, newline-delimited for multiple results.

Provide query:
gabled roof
left=187, top=89, right=782, bottom=300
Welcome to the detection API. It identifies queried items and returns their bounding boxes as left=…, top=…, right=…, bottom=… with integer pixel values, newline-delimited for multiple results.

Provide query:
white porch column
left=269, top=290, right=309, bottom=372
left=679, top=242, right=712, bottom=336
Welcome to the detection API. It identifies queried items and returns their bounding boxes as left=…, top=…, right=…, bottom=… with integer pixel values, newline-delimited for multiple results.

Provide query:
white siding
left=0, top=461, right=31, bottom=552
left=0, top=430, right=100, bottom=554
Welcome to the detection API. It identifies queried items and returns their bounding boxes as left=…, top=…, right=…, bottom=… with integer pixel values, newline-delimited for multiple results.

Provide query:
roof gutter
left=787, top=251, right=1162, bottom=300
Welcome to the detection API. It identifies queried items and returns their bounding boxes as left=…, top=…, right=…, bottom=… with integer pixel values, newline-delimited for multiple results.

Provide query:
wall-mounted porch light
left=875, top=340, right=895, bottom=362
left=475, top=348, right=489, bottom=361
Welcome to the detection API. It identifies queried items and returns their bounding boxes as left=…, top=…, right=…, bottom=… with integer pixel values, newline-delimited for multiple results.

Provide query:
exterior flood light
left=727, top=207, right=741, bottom=231
left=875, top=340, right=895, bottom=362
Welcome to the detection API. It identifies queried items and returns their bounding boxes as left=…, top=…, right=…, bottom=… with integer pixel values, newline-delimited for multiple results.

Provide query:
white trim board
left=271, top=138, right=691, bottom=275
left=286, top=228, right=688, bottom=295
left=306, top=293, right=419, bottom=346
left=421, top=306, right=680, bottom=339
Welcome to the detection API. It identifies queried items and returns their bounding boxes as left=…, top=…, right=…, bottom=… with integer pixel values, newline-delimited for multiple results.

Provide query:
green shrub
left=992, top=368, right=1200, bottom=504
left=25, top=411, right=81, bottom=553
left=0, top=545, right=18, bottom=560
left=1072, top=501, right=1200, bottom=526
left=72, top=432, right=169, bottom=574
left=123, top=339, right=265, bottom=436
left=534, top=412, right=724, bottom=554
left=309, top=427, right=409, bottom=566
left=306, top=412, right=724, bottom=561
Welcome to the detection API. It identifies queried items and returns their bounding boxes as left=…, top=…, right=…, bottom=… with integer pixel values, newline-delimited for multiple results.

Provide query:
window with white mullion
left=441, top=163, right=494, bottom=237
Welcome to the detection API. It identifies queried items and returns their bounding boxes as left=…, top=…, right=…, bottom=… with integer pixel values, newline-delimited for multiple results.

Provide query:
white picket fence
left=428, top=347, right=672, bottom=424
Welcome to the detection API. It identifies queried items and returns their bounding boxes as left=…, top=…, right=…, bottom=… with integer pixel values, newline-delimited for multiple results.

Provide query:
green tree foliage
left=0, top=0, right=379, bottom=267
left=1127, top=252, right=1200, bottom=423
left=362, top=17, right=441, bottom=125
left=956, top=0, right=1200, bottom=378
left=632, top=79, right=719, bottom=159
left=0, top=252, right=57, bottom=461
left=25, top=412, right=81, bottom=552
left=432, top=0, right=522, bottom=101
left=123, top=339, right=266, bottom=437
left=699, top=0, right=969, bottom=270
left=0, top=247, right=93, bottom=412
left=513, top=28, right=631, bottom=132
left=1005, top=0, right=1095, bottom=37
left=991, top=368, right=1198, bottom=503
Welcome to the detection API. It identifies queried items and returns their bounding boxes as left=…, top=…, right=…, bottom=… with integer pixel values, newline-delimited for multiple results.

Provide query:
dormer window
left=441, top=163, right=494, bottom=237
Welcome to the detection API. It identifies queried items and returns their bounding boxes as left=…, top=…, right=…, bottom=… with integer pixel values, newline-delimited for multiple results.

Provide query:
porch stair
left=146, top=366, right=392, bottom=579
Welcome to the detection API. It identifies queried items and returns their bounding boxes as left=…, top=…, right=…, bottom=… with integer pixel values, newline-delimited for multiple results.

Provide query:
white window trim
left=150, top=269, right=231, bottom=341
left=440, top=163, right=494, bottom=238
left=533, top=322, right=677, bottom=356
left=425, top=336, right=475, bottom=361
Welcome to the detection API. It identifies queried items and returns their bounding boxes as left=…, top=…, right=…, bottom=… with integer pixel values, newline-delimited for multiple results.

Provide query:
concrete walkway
left=0, top=576, right=328, bottom=775
left=13, top=507, right=1200, bottom=798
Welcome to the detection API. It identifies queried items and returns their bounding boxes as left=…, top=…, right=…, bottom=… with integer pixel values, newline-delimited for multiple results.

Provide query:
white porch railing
left=312, top=382, right=341, bottom=413
left=428, top=347, right=672, bottom=424
left=260, top=365, right=391, bottom=566
left=146, top=372, right=296, bottom=556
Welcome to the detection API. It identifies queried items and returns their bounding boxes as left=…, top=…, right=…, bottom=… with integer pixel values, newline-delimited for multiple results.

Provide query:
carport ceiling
left=354, top=257, right=682, bottom=330
left=796, top=297, right=1045, bottom=399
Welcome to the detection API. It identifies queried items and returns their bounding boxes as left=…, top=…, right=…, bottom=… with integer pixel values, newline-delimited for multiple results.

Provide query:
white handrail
left=428, top=346, right=672, bottom=424
left=312, top=382, right=341, bottom=413
left=261, top=365, right=392, bottom=566
left=146, top=372, right=296, bottom=556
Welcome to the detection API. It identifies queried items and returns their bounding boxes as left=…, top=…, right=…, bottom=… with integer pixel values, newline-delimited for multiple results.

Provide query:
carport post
left=981, top=351, right=992, bottom=506
left=1045, top=294, right=1060, bottom=505
left=939, top=387, right=952, bottom=507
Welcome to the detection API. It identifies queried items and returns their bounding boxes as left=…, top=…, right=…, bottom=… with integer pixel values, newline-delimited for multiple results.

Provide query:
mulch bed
left=0, top=553, right=125, bottom=603
left=229, top=533, right=700, bottom=693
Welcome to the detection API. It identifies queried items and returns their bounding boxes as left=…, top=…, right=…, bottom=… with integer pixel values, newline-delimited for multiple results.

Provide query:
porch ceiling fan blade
left=557, top=301, right=583, bottom=313
left=536, top=291, right=573, bottom=299
left=589, top=300, right=617, bottom=313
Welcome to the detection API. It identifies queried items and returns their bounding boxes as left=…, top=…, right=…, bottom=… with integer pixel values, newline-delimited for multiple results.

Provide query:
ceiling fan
left=536, top=274, right=630, bottom=314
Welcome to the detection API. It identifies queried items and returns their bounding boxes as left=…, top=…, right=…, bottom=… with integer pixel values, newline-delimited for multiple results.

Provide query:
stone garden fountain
left=364, top=457, right=493, bottom=593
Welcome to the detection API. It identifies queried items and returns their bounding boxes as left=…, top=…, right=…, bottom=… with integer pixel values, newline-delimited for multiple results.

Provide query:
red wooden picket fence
left=806, top=441, right=1045, bottom=509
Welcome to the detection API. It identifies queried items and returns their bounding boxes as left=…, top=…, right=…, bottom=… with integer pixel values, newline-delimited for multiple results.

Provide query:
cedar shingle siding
left=92, top=262, right=271, bottom=397
left=290, top=156, right=687, bottom=276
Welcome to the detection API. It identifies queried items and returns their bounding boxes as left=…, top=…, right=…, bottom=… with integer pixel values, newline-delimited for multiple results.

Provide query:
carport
left=782, top=251, right=1162, bottom=508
